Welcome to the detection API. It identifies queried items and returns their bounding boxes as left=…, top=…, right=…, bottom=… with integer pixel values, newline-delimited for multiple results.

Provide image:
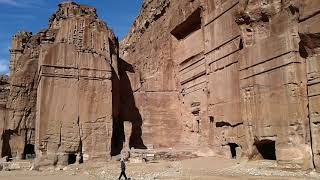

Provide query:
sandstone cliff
left=2, top=2, right=120, bottom=166
left=120, top=0, right=320, bottom=171
left=5, top=31, right=39, bottom=160
left=0, top=75, right=9, bottom=157
left=120, top=0, right=204, bottom=150
left=0, top=0, right=320, bottom=172
left=0, top=75, right=9, bottom=107
left=36, top=2, right=120, bottom=166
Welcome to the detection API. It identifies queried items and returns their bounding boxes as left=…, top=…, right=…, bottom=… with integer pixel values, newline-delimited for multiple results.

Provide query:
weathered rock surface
left=3, top=30, right=38, bottom=161
left=0, top=0, right=320, bottom=173
left=298, top=0, right=320, bottom=170
left=0, top=75, right=9, bottom=111
left=120, top=0, right=204, bottom=150
left=0, top=75, right=9, bottom=157
left=35, top=2, right=119, bottom=166
left=1, top=2, right=120, bottom=166
left=0, top=75, right=9, bottom=102
left=120, top=0, right=320, bottom=172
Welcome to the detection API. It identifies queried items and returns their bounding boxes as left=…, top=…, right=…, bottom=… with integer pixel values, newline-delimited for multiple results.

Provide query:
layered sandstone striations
left=236, top=0, right=312, bottom=168
left=5, top=31, right=39, bottom=160
left=120, top=0, right=204, bottom=150
left=0, top=0, right=320, bottom=172
left=36, top=2, right=119, bottom=166
left=120, top=0, right=320, bottom=171
left=298, top=0, right=320, bottom=170
left=2, top=2, right=120, bottom=166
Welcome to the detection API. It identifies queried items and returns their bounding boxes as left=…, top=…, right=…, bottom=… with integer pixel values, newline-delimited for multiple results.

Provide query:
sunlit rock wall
left=3, top=2, right=119, bottom=166
left=1, top=0, right=320, bottom=172
left=35, top=2, right=118, bottom=166
left=121, top=0, right=320, bottom=171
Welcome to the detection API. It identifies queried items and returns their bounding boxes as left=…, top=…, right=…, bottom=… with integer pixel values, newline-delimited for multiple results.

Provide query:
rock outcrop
left=5, top=31, right=39, bottom=161
left=0, top=75, right=9, bottom=157
left=120, top=0, right=320, bottom=171
left=120, top=0, right=204, bottom=150
left=0, top=75, right=9, bottom=108
left=2, top=2, right=120, bottom=166
left=0, top=0, right=320, bottom=172
left=35, top=2, right=119, bottom=166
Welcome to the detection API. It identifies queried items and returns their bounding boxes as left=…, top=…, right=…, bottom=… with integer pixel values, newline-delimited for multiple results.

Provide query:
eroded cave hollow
left=254, top=140, right=276, bottom=160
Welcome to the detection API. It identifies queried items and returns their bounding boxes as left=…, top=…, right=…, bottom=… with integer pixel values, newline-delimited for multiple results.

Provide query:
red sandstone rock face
left=6, top=31, right=39, bottom=160
left=1, top=0, right=320, bottom=172
left=298, top=0, right=320, bottom=171
left=35, top=2, right=119, bottom=166
left=236, top=0, right=312, bottom=169
left=120, top=0, right=204, bottom=150
left=121, top=0, right=320, bottom=171
left=2, top=2, right=120, bottom=166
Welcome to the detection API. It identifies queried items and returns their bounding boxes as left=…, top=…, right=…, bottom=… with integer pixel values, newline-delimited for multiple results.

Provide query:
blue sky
left=0, top=0, right=142, bottom=75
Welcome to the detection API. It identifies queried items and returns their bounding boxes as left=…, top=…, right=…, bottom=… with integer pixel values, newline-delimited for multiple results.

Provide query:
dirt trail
left=0, top=157, right=319, bottom=180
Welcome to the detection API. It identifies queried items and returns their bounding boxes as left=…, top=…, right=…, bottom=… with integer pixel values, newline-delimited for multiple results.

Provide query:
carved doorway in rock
left=228, top=143, right=239, bottom=159
left=23, top=144, right=35, bottom=159
left=68, top=153, right=77, bottom=165
left=254, top=139, right=276, bottom=160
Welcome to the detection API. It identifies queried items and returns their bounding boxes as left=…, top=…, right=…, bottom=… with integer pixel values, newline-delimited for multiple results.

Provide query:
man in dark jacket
left=118, top=159, right=128, bottom=180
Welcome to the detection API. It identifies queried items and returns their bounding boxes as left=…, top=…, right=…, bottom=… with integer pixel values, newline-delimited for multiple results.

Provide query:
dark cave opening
left=254, top=139, right=276, bottom=160
left=68, top=153, right=77, bottom=165
left=209, top=116, right=214, bottom=124
left=228, top=143, right=239, bottom=159
left=23, top=144, right=35, bottom=159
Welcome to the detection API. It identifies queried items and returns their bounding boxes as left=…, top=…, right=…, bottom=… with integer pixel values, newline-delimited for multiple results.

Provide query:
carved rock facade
left=0, top=0, right=319, bottom=172
left=2, top=2, right=119, bottom=166
left=120, top=0, right=320, bottom=171
left=35, top=2, right=119, bottom=166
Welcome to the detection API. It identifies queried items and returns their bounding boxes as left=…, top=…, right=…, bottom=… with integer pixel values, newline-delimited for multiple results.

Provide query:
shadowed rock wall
left=120, top=0, right=204, bottom=150
left=6, top=31, right=38, bottom=160
left=0, top=75, right=9, bottom=157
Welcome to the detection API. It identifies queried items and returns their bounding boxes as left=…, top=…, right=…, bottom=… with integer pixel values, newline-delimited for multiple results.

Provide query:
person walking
left=118, top=159, right=128, bottom=180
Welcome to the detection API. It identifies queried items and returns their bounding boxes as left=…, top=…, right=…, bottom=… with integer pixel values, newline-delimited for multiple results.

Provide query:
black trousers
left=118, top=171, right=128, bottom=180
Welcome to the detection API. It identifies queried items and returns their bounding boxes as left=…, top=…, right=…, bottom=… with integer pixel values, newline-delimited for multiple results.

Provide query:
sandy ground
left=0, top=157, right=319, bottom=180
